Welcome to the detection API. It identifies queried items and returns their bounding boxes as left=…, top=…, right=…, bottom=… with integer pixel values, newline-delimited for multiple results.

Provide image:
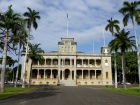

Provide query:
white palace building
left=21, top=36, right=112, bottom=86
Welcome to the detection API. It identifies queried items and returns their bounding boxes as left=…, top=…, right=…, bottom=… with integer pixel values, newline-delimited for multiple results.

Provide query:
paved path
left=0, top=86, right=140, bottom=105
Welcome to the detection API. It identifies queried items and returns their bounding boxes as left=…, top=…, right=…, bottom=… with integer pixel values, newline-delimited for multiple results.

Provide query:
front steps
left=59, top=80, right=77, bottom=86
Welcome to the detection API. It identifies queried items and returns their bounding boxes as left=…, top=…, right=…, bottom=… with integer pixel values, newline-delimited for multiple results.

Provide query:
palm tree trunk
left=22, top=42, right=28, bottom=88
left=28, top=60, right=32, bottom=88
left=15, top=43, right=20, bottom=87
left=22, top=29, right=30, bottom=88
left=12, top=65, right=14, bottom=82
left=132, top=17, right=140, bottom=92
left=114, top=52, right=117, bottom=88
left=112, top=35, right=117, bottom=88
left=121, top=51, right=126, bottom=90
left=1, top=32, right=8, bottom=92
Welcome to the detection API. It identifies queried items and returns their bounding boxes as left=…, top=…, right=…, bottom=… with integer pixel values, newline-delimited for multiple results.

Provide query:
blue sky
left=0, top=0, right=140, bottom=60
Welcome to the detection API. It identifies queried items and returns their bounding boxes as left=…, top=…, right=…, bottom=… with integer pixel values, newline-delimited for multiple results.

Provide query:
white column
left=82, top=70, right=83, bottom=80
left=62, top=70, right=64, bottom=80
left=51, top=59, right=53, bottom=65
left=88, top=59, right=89, bottom=67
left=88, top=70, right=90, bottom=80
left=37, top=69, right=39, bottom=78
left=51, top=69, right=52, bottom=79
left=95, top=70, right=96, bottom=79
left=74, top=58, right=76, bottom=80
left=70, top=70, right=72, bottom=80
left=95, top=59, right=96, bottom=67
left=64, top=58, right=65, bottom=65
left=44, top=70, right=45, bottom=79
left=81, top=59, right=83, bottom=67
left=45, top=59, right=46, bottom=65
left=70, top=59, right=72, bottom=66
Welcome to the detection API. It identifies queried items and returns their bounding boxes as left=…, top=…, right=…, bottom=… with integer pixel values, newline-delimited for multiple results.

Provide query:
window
left=54, top=61, right=58, bottom=65
left=47, top=61, right=51, bottom=65
left=106, top=72, right=108, bottom=79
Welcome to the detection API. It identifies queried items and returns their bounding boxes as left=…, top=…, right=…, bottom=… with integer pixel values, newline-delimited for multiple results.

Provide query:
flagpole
left=67, top=14, right=68, bottom=37
left=103, top=28, right=105, bottom=46
left=93, top=41, right=94, bottom=53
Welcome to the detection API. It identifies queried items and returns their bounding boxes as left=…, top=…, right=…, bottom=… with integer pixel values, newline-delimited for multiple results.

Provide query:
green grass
left=0, top=87, right=36, bottom=99
left=103, top=87, right=140, bottom=96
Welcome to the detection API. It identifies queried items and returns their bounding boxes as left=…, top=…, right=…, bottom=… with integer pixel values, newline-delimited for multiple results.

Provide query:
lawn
left=103, top=87, right=140, bottom=96
left=0, top=87, right=36, bottom=99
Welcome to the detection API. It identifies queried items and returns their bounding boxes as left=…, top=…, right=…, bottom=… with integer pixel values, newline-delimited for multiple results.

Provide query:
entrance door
left=65, top=69, right=70, bottom=80
left=65, top=73, right=69, bottom=80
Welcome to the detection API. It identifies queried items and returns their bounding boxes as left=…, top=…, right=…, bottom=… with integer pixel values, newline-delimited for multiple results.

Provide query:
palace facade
left=21, top=36, right=112, bottom=86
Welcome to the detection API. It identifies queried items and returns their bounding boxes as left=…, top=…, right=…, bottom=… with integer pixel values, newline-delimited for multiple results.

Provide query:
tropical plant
left=22, top=7, right=41, bottom=88
left=27, top=43, right=44, bottom=87
left=10, top=21, right=28, bottom=87
left=119, top=1, right=140, bottom=91
left=105, top=17, right=120, bottom=88
left=0, top=5, right=22, bottom=92
left=108, top=29, right=136, bottom=90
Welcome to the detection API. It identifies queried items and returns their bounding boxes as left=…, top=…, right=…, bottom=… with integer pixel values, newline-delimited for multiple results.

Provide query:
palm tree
left=10, top=21, right=28, bottom=87
left=105, top=17, right=120, bottom=88
left=119, top=1, right=140, bottom=91
left=0, top=5, right=22, bottom=92
left=22, top=7, right=41, bottom=88
left=108, top=29, right=136, bottom=90
left=27, top=43, right=44, bottom=87
left=10, top=59, right=17, bottom=83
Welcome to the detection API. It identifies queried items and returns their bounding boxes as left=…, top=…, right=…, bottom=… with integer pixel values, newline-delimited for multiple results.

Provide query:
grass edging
left=0, top=87, right=37, bottom=99
left=103, top=87, right=140, bottom=96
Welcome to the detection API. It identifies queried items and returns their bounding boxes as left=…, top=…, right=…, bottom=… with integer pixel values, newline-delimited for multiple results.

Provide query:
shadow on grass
left=0, top=85, right=61, bottom=104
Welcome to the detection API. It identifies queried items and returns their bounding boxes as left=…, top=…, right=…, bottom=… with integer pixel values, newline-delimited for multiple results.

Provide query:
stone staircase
left=59, top=80, right=77, bottom=86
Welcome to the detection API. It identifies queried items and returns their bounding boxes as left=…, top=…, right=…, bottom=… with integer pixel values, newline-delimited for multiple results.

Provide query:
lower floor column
left=82, top=70, right=83, bottom=80
left=88, top=70, right=90, bottom=80
left=50, top=70, right=52, bottom=79
left=62, top=70, right=64, bottom=80
left=70, top=70, right=72, bottom=80
left=44, top=70, right=46, bottom=79
left=95, top=70, right=96, bottom=79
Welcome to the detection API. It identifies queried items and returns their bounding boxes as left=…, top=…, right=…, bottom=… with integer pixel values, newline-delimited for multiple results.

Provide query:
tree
left=108, top=29, right=136, bottom=90
left=10, top=21, right=28, bottom=87
left=105, top=17, right=120, bottom=88
left=27, top=43, right=44, bottom=87
left=119, top=1, right=140, bottom=91
left=22, top=7, right=41, bottom=88
left=0, top=5, right=23, bottom=92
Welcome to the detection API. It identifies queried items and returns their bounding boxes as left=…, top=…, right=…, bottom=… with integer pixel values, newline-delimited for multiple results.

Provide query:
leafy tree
left=119, top=1, right=140, bottom=89
left=109, top=29, right=136, bottom=90
left=27, top=43, right=44, bottom=87
left=0, top=5, right=23, bottom=92
left=22, top=7, right=41, bottom=88
left=111, top=52, right=138, bottom=83
left=105, top=17, right=120, bottom=88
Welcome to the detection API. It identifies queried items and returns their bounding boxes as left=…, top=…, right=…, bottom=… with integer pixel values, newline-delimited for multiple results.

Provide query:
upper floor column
left=45, top=59, right=46, bottom=65
left=82, top=59, right=83, bottom=67
left=51, top=59, right=53, bottom=65
left=95, top=59, right=96, bottom=67
left=70, top=58, right=72, bottom=66
left=88, top=59, right=89, bottom=67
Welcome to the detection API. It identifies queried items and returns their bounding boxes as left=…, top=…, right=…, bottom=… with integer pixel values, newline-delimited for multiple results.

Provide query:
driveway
left=0, top=86, right=140, bottom=105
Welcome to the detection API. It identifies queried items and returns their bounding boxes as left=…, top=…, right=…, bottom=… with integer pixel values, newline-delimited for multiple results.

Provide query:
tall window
left=106, top=72, right=108, bottom=79
left=47, top=61, right=51, bottom=65
left=54, top=61, right=58, bottom=65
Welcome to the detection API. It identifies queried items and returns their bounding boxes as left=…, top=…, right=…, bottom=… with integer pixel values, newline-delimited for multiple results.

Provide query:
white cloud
left=0, top=0, right=139, bottom=60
